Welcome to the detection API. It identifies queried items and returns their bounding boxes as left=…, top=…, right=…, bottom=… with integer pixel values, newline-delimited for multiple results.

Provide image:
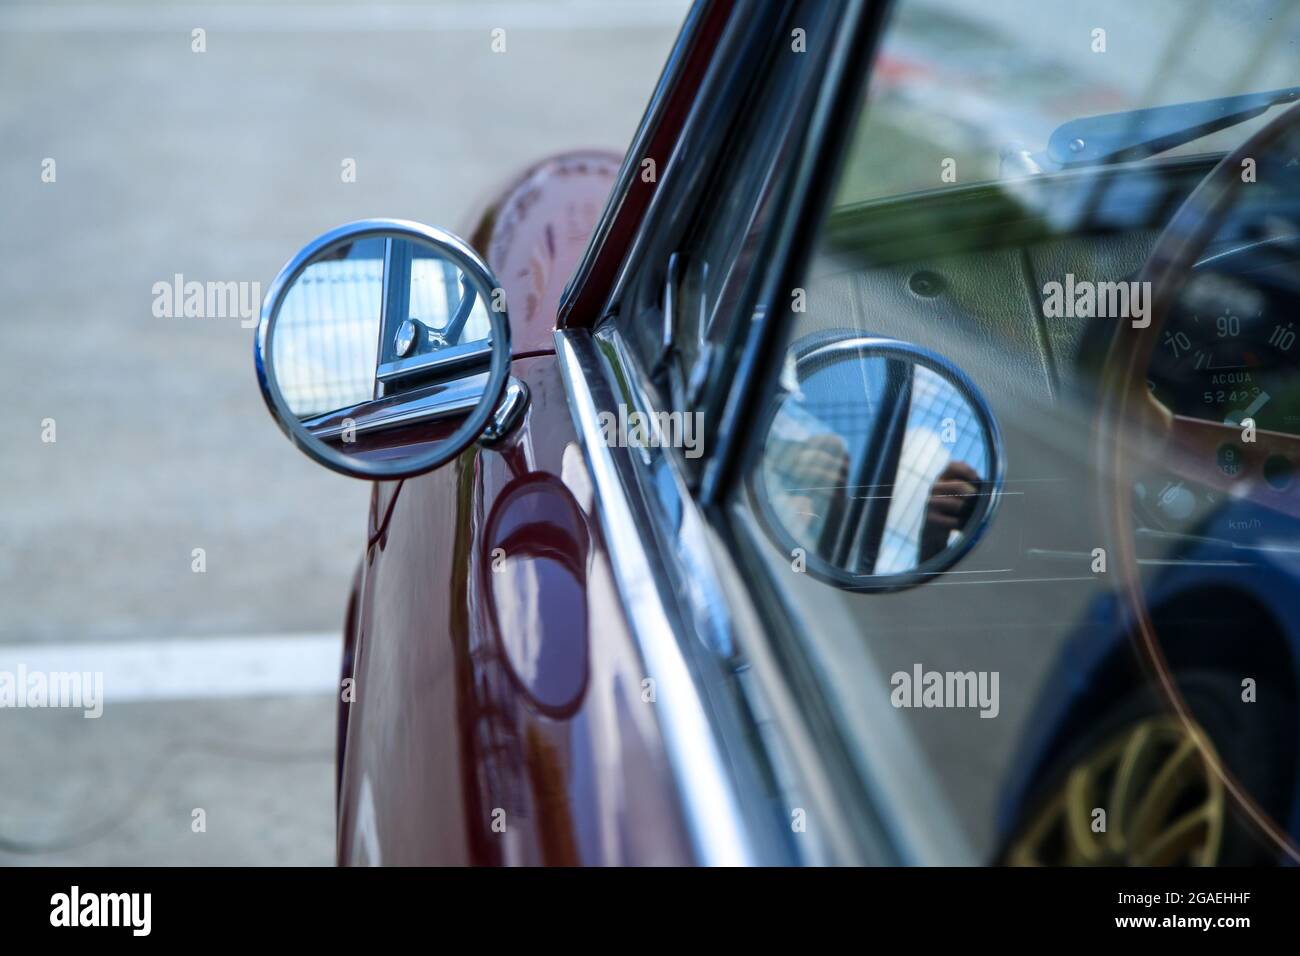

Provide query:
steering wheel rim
left=1099, top=102, right=1300, bottom=864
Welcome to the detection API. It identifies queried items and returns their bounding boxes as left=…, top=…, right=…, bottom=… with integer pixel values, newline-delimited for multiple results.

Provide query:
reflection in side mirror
left=754, top=335, right=1002, bottom=590
left=254, top=219, right=512, bottom=479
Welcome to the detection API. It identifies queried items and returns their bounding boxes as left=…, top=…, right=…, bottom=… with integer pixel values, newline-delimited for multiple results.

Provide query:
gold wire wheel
left=1007, top=715, right=1225, bottom=866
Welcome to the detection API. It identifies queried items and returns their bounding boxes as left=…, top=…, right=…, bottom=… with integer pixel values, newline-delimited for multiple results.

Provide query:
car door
left=330, top=0, right=741, bottom=863
left=333, top=150, right=709, bottom=865
left=552, top=0, right=901, bottom=865
left=346, top=0, right=961, bottom=867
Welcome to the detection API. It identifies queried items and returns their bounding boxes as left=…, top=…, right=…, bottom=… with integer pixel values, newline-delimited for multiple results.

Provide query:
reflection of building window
left=275, top=258, right=383, bottom=418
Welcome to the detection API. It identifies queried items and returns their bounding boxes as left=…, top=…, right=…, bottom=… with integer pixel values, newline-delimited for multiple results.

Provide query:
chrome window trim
left=551, top=0, right=930, bottom=865
left=579, top=0, right=836, bottom=486
left=559, top=322, right=899, bottom=865
left=700, top=0, right=888, bottom=504
left=555, top=327, right=760, bottom=867
left=596, top=1, right=786, bottom=332
left=557, top=0, right=716, bottom=323
left=598, top=325, right=735, bottom=658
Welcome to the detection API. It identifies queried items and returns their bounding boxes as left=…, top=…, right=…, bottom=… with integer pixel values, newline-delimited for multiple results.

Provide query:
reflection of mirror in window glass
left=273, top=238, right=384, bottom=419
left=759, top=347, right=993, bottom=580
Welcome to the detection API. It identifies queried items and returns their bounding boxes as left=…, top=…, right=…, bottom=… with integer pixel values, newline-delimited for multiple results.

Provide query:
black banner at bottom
left=0, top=865, right=1288, bottom=940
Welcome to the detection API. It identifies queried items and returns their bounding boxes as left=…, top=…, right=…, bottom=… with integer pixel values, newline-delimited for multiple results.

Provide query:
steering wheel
left=1099, top=102, right=1300, bottom=863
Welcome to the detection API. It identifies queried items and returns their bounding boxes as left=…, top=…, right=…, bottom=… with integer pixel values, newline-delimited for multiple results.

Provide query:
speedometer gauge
left=1147, top=266, right=1300, bottom=434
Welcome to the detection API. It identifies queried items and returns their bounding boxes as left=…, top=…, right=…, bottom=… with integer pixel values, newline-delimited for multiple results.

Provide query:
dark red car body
left=333, top=0, right=741, bottom=865
left=337, top=152, right=688, bottom=865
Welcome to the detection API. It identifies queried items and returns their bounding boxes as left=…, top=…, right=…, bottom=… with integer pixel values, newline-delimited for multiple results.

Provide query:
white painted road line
left=0, top=633, right=341, bottom=703
left=0, top=2, right=691, bottom=33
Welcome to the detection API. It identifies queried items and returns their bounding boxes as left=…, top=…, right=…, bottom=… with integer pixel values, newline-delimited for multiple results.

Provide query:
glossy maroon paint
left=468, top=150, right=623, bottom=355
left=336, top=151, right=694, bottom=864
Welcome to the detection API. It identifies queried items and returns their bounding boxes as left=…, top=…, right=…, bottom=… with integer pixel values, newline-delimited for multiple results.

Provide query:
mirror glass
left=256, top=222, right=510, bottom=479
left=755, top=337, right=1000, bottom=588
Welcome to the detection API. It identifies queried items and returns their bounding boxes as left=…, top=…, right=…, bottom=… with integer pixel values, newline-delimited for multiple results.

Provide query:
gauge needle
left=1224, top=391, right=1270, bottom=425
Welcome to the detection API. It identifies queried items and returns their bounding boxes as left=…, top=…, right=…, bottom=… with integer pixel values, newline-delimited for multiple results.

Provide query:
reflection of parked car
left=257, top=0, right=1300, bottom=864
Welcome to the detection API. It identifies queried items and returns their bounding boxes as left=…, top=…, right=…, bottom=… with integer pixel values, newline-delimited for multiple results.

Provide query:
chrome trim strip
left=555, top=327, right=755, bottom=867
left=556, top=0, right=716, bottom=322
left=598, top=1, right=764, bottom=324
left=700, top=0, right=878, bottom=504
left=301, top=372, right=489, bottom=440
left=599, top=326, right=733, bottom=656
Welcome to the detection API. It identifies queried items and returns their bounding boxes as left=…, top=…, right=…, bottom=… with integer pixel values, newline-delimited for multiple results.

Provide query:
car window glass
left=725, top=0, right=1300, bottom=865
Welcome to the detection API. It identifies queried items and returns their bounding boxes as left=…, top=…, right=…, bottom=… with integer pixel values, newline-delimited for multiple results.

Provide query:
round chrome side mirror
left=254, top=219, right=511, bottom=479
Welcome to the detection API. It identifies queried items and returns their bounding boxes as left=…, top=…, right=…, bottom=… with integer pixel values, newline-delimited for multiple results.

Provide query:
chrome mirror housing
left=254, top=219, right=512, bottom=479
